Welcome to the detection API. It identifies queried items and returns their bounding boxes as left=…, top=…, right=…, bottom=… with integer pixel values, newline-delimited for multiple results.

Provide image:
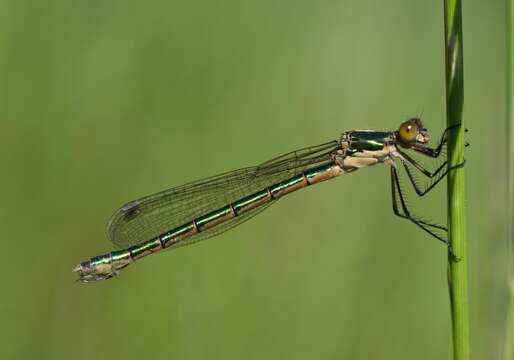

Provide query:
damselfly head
left=397, top=118, right=429, bottom=146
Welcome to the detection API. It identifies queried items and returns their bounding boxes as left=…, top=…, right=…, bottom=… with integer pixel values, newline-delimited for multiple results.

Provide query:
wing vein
left=107, top=139, right=340, bottom=249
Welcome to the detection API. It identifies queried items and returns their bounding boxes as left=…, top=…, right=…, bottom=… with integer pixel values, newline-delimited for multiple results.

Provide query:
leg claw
left=449, top=159, right=466, bottom=170
left=448, top=245, right=461, bottom=262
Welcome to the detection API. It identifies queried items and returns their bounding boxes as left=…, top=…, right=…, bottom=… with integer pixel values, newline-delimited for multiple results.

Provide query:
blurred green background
left=1, top=1, right=509, bottom=359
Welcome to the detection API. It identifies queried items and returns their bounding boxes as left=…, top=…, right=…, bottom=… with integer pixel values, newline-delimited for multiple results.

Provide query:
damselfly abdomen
left=74, top=118, right=461, bottom=282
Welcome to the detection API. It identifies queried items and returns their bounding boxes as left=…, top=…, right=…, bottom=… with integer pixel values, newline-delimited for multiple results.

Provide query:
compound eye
left=398, top=120, right=419, bottom=143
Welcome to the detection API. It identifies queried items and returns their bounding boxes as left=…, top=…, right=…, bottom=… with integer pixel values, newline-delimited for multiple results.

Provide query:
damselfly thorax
left=74, top=118, right=462, bottom=283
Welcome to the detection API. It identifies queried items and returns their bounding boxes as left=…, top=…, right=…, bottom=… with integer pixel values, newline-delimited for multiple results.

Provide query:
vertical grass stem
left=443, top=1, right=470, bottom=360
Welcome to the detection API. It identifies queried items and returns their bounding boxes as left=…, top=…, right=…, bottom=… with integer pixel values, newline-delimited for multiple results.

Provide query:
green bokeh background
left=1, top=1, right=509, bottom=359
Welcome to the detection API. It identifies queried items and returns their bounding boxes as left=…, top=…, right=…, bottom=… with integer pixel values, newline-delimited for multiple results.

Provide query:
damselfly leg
left=397, top=150, right=448, bottom=196
left=399, top=151, right=466, bottom=196
left=391, top=124, right=466, bottom=260
left=390, top=165, right=460, bottom=259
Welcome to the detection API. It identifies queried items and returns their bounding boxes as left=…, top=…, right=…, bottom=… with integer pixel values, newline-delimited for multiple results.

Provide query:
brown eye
left=398, top=120, right=419, bottom=143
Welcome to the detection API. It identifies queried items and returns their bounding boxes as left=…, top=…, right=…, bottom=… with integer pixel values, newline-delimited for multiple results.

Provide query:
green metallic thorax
left=346, top=131, right=394, bottom=154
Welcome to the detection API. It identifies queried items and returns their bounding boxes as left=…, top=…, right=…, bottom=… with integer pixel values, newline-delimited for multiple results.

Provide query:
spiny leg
left=390, top=165, right=455, bottom=255
left=390, top=165, right=447, bottom=231
left=398, top=150, right=465, bottom=196
left=390, top=165, right=459, bottom=260
left=398, top=149, right=447, bottom=178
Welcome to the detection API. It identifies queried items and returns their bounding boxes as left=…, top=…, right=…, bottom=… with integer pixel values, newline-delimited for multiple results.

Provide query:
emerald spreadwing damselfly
left=74, top=118, right=465, bottom=283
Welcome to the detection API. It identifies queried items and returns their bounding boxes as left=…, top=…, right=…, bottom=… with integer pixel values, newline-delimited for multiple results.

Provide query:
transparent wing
left=107, top=140, right=340, bottom=249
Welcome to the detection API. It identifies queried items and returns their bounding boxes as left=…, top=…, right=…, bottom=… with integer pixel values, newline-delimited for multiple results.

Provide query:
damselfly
left=74, top=118, right=464, bottom=283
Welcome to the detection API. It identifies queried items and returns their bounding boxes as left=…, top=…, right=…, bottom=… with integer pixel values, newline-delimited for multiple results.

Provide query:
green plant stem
left=443, top=1, right=469, bottom=360
left=503, top=0, right=514, bottom=359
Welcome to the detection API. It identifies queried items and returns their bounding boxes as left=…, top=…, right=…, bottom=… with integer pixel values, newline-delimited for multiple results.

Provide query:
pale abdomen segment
left=74, top=162, right=344, bottom=282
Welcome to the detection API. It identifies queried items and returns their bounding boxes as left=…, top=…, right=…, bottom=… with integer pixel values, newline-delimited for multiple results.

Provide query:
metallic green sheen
left=269, top=174, right=305, bottom=196
left=161, top=223, right=195, bottom=244
left=91, top=253, right=111, bottom=267
left=129, top=239, right=160, bottom=258
left=349, top=131, right=392, bottom=152
left=232, top=189, right=270, bottom=211
left=111, top=250, right=131, bottom=262
left=78, top=162, right=344, bottom=284
left=196, top=205, right=233, bottom=227
left=143, top=163, right=340, bottom=250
